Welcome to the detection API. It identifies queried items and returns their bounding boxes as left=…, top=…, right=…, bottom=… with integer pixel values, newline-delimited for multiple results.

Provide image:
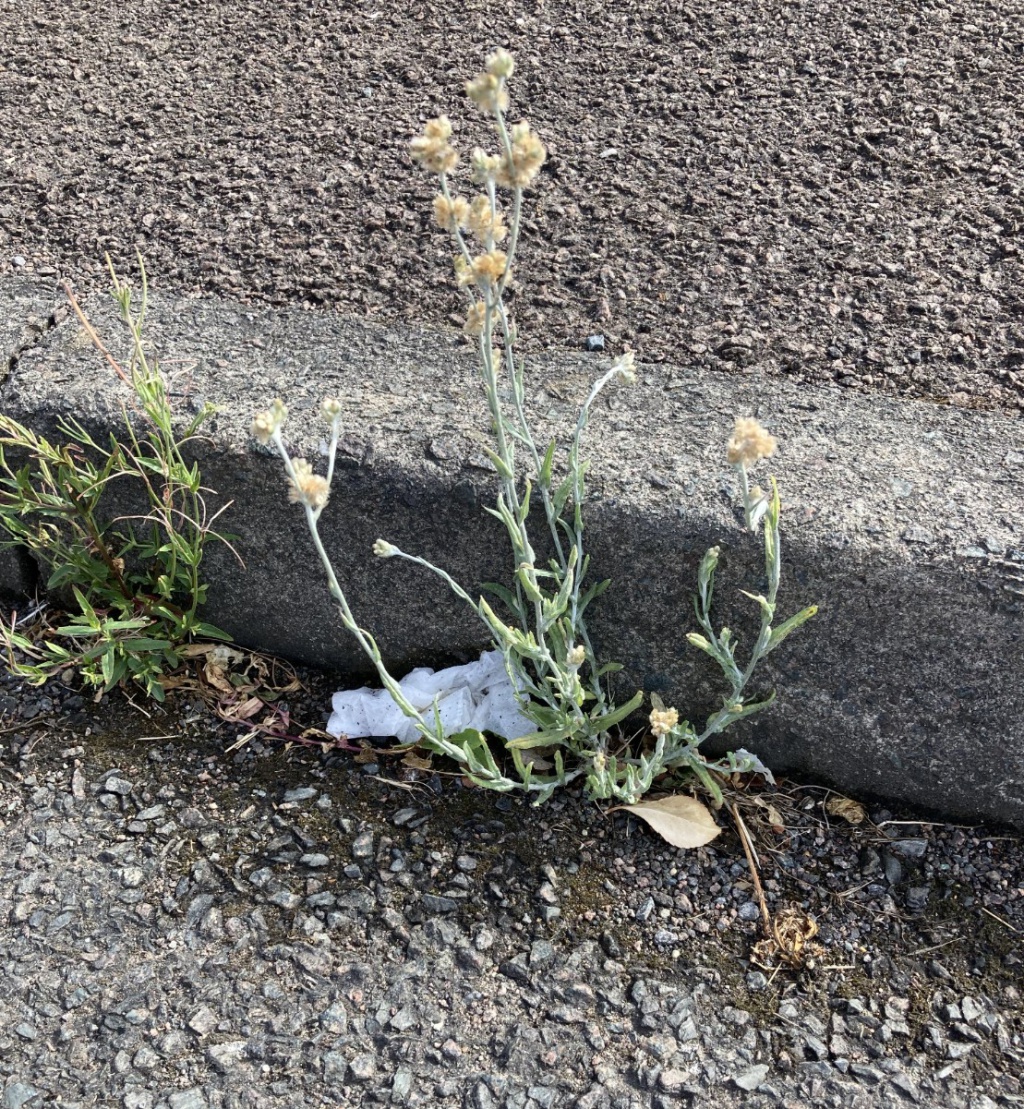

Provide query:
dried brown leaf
left=609, top=794, right=721, bottom=849
left=520, top=750, right=554, bottom=771
left=753, top=798, right=785, bottom=830
left=401, top=749, right=433, bottom=771
left=825, top=796, right=866, bottom=824
left=203, top=659, right=236, bottom=694
left=216, top=695, right=264, bottom=723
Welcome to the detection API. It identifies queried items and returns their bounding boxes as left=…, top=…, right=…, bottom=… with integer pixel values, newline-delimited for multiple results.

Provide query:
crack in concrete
left=2, top=307, right=61, bottom=392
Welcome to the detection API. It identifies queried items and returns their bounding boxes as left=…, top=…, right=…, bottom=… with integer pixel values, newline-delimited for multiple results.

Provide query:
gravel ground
left=1, top=663, right=1021, bottom=1109
left=1, top=0, right=1023, bottom=413
left=2, top=4, right=1023, bottom=1105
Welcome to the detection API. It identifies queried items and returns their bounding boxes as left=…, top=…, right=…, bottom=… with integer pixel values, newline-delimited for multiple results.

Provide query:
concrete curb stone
left=1, top=278, right=1022, bottom=826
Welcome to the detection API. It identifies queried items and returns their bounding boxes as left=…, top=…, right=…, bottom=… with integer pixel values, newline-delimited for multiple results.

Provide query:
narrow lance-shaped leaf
left=589, top=689, right=645, bottom=732
left=517, top=478, right=534, bottom=524
left=481, top=581, right=525, bottom=622
left=484, top=447, right=515, bottom=481
left=696, top=545, right=720, bottom=612
left=765, top=604, right=818, bottom=654
left=739, top=589, right=775, bottom=621
left=538, top=439, right=556, bottom=488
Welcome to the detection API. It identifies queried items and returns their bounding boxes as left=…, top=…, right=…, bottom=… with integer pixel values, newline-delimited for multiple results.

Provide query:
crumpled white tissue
left=326, top=650, right=535, bottom=744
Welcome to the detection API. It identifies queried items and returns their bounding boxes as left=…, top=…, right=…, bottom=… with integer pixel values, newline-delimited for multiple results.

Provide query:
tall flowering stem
left=254, top=55, right=816, bottom=807
left=252, top=401, right=556, bottom=795
left=403, top=47, right=647, bottom=782
left=646, top=418, right=818, bottom=807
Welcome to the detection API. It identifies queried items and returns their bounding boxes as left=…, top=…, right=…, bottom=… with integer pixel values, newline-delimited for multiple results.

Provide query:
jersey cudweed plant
left=254, top=51, right=815, bottom=809
left=0, top=259, right=233, bottom=701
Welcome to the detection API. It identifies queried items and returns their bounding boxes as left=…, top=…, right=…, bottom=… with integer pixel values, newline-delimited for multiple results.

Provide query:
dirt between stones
left=1, top=0, right=1022, bottom=414
left=0, top=665, right=1021, bottom=1108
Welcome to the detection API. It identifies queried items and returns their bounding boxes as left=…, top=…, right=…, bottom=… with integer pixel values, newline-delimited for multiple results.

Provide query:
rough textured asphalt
left=0, top=0, right=1022, bottom=412
left=0, top=673, right=1021, bottom=1109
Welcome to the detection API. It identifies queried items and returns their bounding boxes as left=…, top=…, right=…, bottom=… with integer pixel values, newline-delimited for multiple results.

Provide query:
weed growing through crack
left=0, top=258, right=235, bottom=701
left=255, top=51, right=815, bottom=807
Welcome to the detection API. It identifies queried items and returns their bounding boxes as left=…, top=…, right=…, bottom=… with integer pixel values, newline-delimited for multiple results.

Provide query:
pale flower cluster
left=727, top=417, right=777, bottom=467
left=410, top=116, right=458, bottom=175
left=433, top=194, right=469, bottom=232
left=466, top=49, right=516, bottom=111
left=433, top=194, right=508, bottom=244
left=463, top=301, right=492, bottom=337
left=287, top=459, right=330, bottom=510
left=612, top=352, right=636, bottom=385
left=470, top=148, right=503, bottom=184
left=251, top=398, right=288, bottom=445
left=466, top=71, right=509, bottom=114
left=649, top=705, right=679, bottom=739
left=495, top=122, right=546, bottom=189
left=467, top=195, right=507, bottom=243
left=455, top=250, right=508, bottom=289
left=485, top=48, right=515, bottom=79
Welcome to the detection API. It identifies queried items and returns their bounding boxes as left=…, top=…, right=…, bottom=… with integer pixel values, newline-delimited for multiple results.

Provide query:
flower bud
left=466, top=72, right=508, bottom=114
left=486, top=49, right=515, bottom=79
left=251, top=412, right=275, bottom=445
left=470, top=147, right=502, bottom=184
left=373, top=539, right=397, bottom=558
left=612, top=352, right=636, bottom=385
left=251, top=398, right=288, bottom=445
left=320, top=397, right=342, bottom=422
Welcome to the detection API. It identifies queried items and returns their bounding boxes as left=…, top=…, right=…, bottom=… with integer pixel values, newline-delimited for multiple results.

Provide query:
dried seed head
left=649, top=705, right=679, bottom=739
left=463, top=301, right=491, bottom=336
left=486, top=49, right=515, bottom=79
left=495, top=122, right=546, bottom=188
left=410, top=116, right=458, bottom=175
left=454, top=255, right=472, bottom=286
left=467, top=250, right=508, bottom=288
left=287, top=458, right=330, bottom=510
left=470, top=147, right=503, bottom=184
left=612, top=352, right=636, bottom=385
left=727, top=417, right=777, bottom=467
left=466, top=195, right=508, bottom=244
left=433, top=194, right=470, bottom=232
left=566, top=645, right=586, bottom=668
left=466, top=71, right=509, bottom=114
